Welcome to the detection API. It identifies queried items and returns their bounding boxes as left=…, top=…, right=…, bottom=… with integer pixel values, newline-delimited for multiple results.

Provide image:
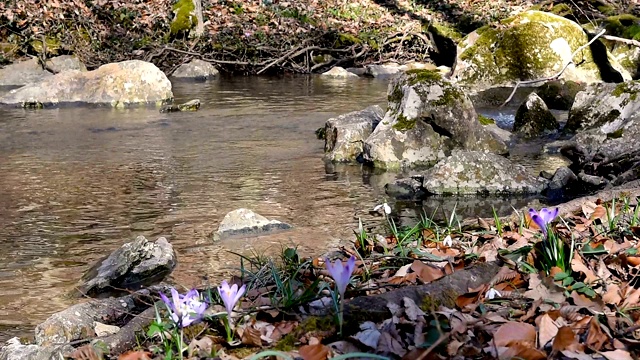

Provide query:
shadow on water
left=0, top=76, right=568, bottom=340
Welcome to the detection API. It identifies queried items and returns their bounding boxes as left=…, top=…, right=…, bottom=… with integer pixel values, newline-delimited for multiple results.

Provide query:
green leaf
left=554, top=272, right=570, bottom=280
left=626, top=247, right=638, bottom=255
left=562, top=276, right=574, bottom=286
left=571, top=282, right=586, bottom=290
left=147, top=322, right=163, bottom=337
left=581, top=288, right=596, bottom=298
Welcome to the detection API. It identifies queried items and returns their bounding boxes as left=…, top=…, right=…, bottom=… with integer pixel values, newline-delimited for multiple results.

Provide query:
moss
left=388, top=82, right=404, bottom=104
left=170, top=0, right=196, bottom=35
left=274, top=333, right=296, bottom=351
left=428, top=22, right=463, bottom=42
left=30, top=37, right=61, bottom=55
left=597, top=5, right=617, bottom=16
left=612, top=82, right=640, bottom=100
left=405, top=69, right=442, bottom=85
left=606, top=128, right=624, bottom=139
left=337, top=33, right=361, bottom=46
left=603, top=14, right=640, bottom=40
left=549, top=3, right=572, bottom=16
left=315, top=127, right=326, bottom=140
left=478, top=114, right=495, bottom=125
left=21, top=101, right=43, bottom=109
left=393, top=114, right=416, bottom=132
left=420, top=288, right=459, bottom=311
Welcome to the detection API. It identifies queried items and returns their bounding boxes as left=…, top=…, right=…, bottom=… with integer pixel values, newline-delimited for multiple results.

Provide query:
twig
left=500, top=29, right=606, bottom=107
left=415, top=333, right=451, bottom=360
left=602, top=34, right=640, bottom=47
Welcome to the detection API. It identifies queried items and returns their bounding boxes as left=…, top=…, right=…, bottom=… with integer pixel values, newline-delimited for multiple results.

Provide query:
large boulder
left=452, top=10, right=630, bottom=91
left=78, top=236, right=176, bottom=297
left=214, top=208, right=292, bottom=241
left=171, top=59, right=219, bottom=80
left=363, top=70, right=508, bottom=169
left=421, top=151, right=547, bottom=195
left=0, top=56, right=86, bottom=88
left=513, top=92, right=559, bottom=137
left=0, top=58, right=51, bottom=87
left=0, top=60, right=173, bottom=107
left=324, top=105, right=384, bottom=162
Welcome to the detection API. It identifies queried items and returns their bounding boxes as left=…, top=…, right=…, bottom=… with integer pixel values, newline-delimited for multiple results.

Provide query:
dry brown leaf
left=552, top=326, right=579, bottom=353
left=524, top=273, right=566, bottom=304
left=410, top=260, right=445, bottom=283
left=68, top=345, right=103, bottom=360
left=455, top=287, right=484, bottom=309
left=538, top=314, right=558, bottom=348
left=493, top=321, right=536, bottom=347
left=586, top=316, right=608, bottom=351
left=600, top=349, right=634, bottom=360
left=498, top=342, right=547, bottom=360
left=571, top=291, right=604, bottom=312
left=241, top=325, right=263, bottom=347
left=571, top=253, right=599, bottom=284
left=603, top=284, right=623, bottom=305
left=298, top=344, right=330, bottom=360
left=590, top=205, right=607, bottom=220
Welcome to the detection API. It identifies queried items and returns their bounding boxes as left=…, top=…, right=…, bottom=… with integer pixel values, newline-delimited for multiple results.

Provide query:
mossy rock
left=453, top=10, right=630, bottom=90
left=30, top=37, right=62, bottom=55
left=170, top=0, right=197, bottom=35
left=513, top=93, right=560, bottom=137
left=602, top=14, right=640, bottom=41
left=535, top=79, right=585, bottom=110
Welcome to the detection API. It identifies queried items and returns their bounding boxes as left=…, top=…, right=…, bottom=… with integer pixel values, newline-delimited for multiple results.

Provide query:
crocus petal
left=233, top=284, right=246, bottom=306
left=159, top=292, right=173, bottom=311
left=529, top=208, right=548, bottom=235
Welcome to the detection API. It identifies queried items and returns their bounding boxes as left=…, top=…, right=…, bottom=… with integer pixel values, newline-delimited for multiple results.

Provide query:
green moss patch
left=393, top=114, right=417, bottom=132
left=170, top=0, right=196, bottom=35
left=603, top=14, right=640, bottom=40
left=478, top=114, right=495, bottom=125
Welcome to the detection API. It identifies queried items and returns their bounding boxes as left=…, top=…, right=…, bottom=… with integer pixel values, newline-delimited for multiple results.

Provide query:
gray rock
left=452, top=10, right=630, bottom=91
left=345, top=67, right=366, bottom=76
left=45, top=55, right=86, bottom=74
left=364, top=63, right=402, bottom=78
left=385, top=176, right=426, bottom=200
left=35, top=295, right=136, bottom=346
left=0, top=60, right=173, bottom=107
left=566, top=81, right=640, bottom=133
left=0, top=338, right=72, bottom=360
left=0, top=58, right=51, bottom=87
left=422, top=151, right=547, bottom=195
left=160, top=99, right=201, bottom=113
left=78, top=236, right=176, bottom=297
left=513, top=92, right=559, bottom=137
left=578, top=172, right=606, bottom=187
left=320, top=66, right=359, bottom=78
left=549, top=167, right=578, bottom=189
left=94, top=322, right=120, bottom=337
left=171, top=59, right=219, bottom=80
left=324, top=105, right=384, bottom=162
left=214, top=208, right=292, bottom=241
left=535, top=80, right=584, bottom=110
left=363, top=70, right=508, bottom=170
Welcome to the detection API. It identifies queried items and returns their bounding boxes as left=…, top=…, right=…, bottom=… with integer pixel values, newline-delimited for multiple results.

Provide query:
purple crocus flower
left=159, top=288, right=207, bottom=328
left=529, top=207, right=559, bottom=236
left=217, top=280, right=246, bottom=319
left=325, top=255, right=356, bottom=298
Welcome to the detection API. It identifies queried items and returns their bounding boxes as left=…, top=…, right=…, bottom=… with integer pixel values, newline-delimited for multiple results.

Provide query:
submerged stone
left=160, top=99, right=201, bottom=112
left=535, top=79, right=584, bottom=110
left=513, top=92, right=559, bottom=137
left=78, top=236, right=176, bottom=297
left=421, top=151, right=547, bottom=195
left=214, top=208, right=292, bottom=241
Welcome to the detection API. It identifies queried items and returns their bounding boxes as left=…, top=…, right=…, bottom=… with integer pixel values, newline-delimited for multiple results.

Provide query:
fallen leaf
left=410, top=260, right=446, bottom=283
left=68, top=345, right=103, bottom=360
left=538, top=314, right=558, bottom=348
left=600, top=349, right=634, bottom=360
left=117, top=351, right=152, bottom=360
left=298, top=344, right=330, bottom=360
left=571, top=253, right=598, bottom=284
left=498, top=342, right=547, bottom=360
left=241, top=325, right=263, bottom=347
left=403, top=297, right=426, bottom=321
left=586, top=317, right=608, bottom=351
left=377, top=330, right=406, bottom=357
left=552, top=326, right=579, bottom=353
left=603, top=284, right=622, bottom=305
left=493, top=321, right=536, bottom=347
left=524, top=273, right=566, bottom=304
left=351, top=321, right=380, bottom=349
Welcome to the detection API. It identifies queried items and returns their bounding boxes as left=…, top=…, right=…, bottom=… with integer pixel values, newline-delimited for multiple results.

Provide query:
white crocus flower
left=374, top=202, right=391, bottom=215
left=485, top=288, right=501, bottom=300
left=442, top=235, right=452, bottom=247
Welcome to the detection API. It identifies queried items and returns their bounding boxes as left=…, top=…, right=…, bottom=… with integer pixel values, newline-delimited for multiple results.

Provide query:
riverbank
left=1, top=0, right=637, bottom=74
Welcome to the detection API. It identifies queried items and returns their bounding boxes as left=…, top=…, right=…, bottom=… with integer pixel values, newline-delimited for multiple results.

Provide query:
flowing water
left=0, top=76, right=566, bottom=341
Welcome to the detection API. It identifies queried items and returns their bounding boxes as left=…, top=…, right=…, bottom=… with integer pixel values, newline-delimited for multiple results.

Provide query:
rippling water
left=0, top=76, right=567, bottom=341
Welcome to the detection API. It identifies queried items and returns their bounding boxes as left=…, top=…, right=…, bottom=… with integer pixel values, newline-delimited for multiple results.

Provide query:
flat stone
left=0, top=338, right=71, bottom=360
left=214, top=208, right=292, bottom=241
left=324, top=105, right=384, bottom=162
left=171, top=59, right=219, bottom=80
left=78, top=236, right=176, bottom=297
left=94, top=322, right=120, bottom=337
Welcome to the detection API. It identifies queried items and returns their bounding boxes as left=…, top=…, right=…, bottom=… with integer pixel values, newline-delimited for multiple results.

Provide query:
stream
left=0, top=76, right=566, bottom=341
